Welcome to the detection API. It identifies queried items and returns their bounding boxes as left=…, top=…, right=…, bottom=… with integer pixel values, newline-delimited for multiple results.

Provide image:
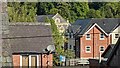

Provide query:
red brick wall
left=12, top=54, right=53, bottom=68
left=42, top=54, right=53, bottom=68
left=12, top=55, right=20, bottom=68
left=80, top=26, right=110, bottom=59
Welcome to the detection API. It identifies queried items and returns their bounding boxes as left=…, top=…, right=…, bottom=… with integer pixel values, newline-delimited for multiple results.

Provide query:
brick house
left=72, top=18, right=120, bottom=59
left=3, top=23, right=54, bottom=68
left=89, top=37, right=120, bottom=68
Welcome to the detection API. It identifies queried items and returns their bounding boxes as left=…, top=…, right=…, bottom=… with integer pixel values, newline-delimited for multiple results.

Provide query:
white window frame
left=99, top=46, right=105, bottom=52
left=86, top=34, right=91, bottom=40
left=100, top=33, right=105, bottom=40
left=85, top=46, right=91, bottom=53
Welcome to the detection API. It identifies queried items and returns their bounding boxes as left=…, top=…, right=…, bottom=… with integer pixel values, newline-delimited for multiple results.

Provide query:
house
left=64, top=25, right=75, bottom=51
left=71, top=18, right=120, bottom=59
left=110, top=25, right=120, bottom=44
left=89, top=37, right=120, bottom=68
left=2, top=23, right=54, bottom=68
left=36, top=13, right=70, bottom=34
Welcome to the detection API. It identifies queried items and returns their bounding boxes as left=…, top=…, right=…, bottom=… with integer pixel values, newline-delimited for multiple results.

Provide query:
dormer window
left=86, top=34, right=91, bottom=40
left=100, top=33, right=104, bottom=40
left=55, top=18, right=60, bottom=23
left=115, top=34, right=119, bottom=38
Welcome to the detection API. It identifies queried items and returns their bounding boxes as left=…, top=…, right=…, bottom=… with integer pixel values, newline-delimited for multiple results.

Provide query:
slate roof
left=36, top=13, right=67, bottom=23
left=72, top=18, right=120, bottom=36
left=106, top=37, right=120, bottom=64
left=101, top=44, right=115, bottom=58
left=3, top=23, right=54, bottom=53
left=36, top=15, right=54, bottom=22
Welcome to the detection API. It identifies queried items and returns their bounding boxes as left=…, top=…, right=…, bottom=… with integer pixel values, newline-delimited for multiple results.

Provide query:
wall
left=0, top=2, right=12, bottom=67
left=12, top=55, right=20, bottom=68
left=0, top=2, right=2, bottom=67
left=111, top=26, right=120, bottom=44
left=80, top=26, right=110, bottom=59
left=12, top=54, right=53, bottom=68
left=42, top=54, right=53, bottom=68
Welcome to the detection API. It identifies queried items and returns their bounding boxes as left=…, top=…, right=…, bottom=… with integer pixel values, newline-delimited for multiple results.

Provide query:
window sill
left=86, top=38, right=91, bottom=40
left=85, top=52, right=91, bottom=53
left=100, top=38, right=104, bottom=40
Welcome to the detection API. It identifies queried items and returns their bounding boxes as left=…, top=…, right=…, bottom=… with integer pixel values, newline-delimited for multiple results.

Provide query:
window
left=86, top=34, right=91, bottom=40
left=86, top=46, right=91, bottom=53
left=74, top=46, right=75, bottom=50
left=71, top=33, right=73, bottom=38
left=100, top=33, right=104, bottom=40
left=115, top=34, right=119, bottom=38
left=55, top=18, right=60, bottom=23
left=100, top=46, right=104, bottom=52
left=67, top=33, right=70, bottom=38
left=69, top=45, right=72, bottom=49
left=60, top=26, right=64, bottom=31
left=58, top=25, right=61, bottom=27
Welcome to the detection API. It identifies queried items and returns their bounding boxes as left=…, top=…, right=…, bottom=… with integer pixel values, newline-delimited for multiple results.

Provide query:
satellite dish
left=47, top=45, right=55, bottom=52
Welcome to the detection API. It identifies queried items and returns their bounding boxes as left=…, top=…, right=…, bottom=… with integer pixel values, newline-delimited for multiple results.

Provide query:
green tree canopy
left=8, top=2, right=37, bottom=22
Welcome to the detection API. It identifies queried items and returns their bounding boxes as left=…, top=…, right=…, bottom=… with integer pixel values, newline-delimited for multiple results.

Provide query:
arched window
left=55, top=18, right=60, bottom=23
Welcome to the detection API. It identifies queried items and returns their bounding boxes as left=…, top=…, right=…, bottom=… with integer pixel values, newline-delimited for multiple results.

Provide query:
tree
left=86, top=9, right=103, bottom=18
left=49, top=19, right=64, bottom=65
left=37, top=2, right=54, bottom=15
left=7, top=2, right=37, bottom=22
left=50, top=18, right=74, bottom=66
left=49, top=8, right=58, bottom=14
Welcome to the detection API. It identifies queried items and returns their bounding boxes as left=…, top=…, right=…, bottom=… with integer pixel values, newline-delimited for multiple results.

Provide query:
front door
left=31, top=56, right=37, bottom=68
left=22, top=55, right=29, bottom=68
left=21, top=55, right=38, bottom=68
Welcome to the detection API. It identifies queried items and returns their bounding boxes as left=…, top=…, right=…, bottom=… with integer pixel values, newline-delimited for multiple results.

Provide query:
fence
left=64, top=58, right=89, bottom=66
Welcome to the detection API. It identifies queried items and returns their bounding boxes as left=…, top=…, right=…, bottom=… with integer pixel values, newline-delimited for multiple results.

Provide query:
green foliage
left=86, top=9, right=102, bottom=18
left=49, top=8, right=58, bottom=14
left=45, top=16, right=50, bottom=22
left=36, top=2, right=120, bottom=23
left=50, top=18, right=74, bottom=66
left=7, top=2, right=37, bottom=22
left=49, top=19, right=64, bottom=66
left=8, top=2, right=120, bottom=22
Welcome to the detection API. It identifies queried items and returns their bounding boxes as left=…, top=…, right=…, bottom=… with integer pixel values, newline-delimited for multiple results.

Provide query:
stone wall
left=0, top=1, right=12, bottom=67
left=0, top=1, right=2, bottom=67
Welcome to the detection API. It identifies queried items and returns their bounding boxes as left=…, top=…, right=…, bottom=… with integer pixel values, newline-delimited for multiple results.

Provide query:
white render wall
left=111, top=26, right=120, bottom=44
